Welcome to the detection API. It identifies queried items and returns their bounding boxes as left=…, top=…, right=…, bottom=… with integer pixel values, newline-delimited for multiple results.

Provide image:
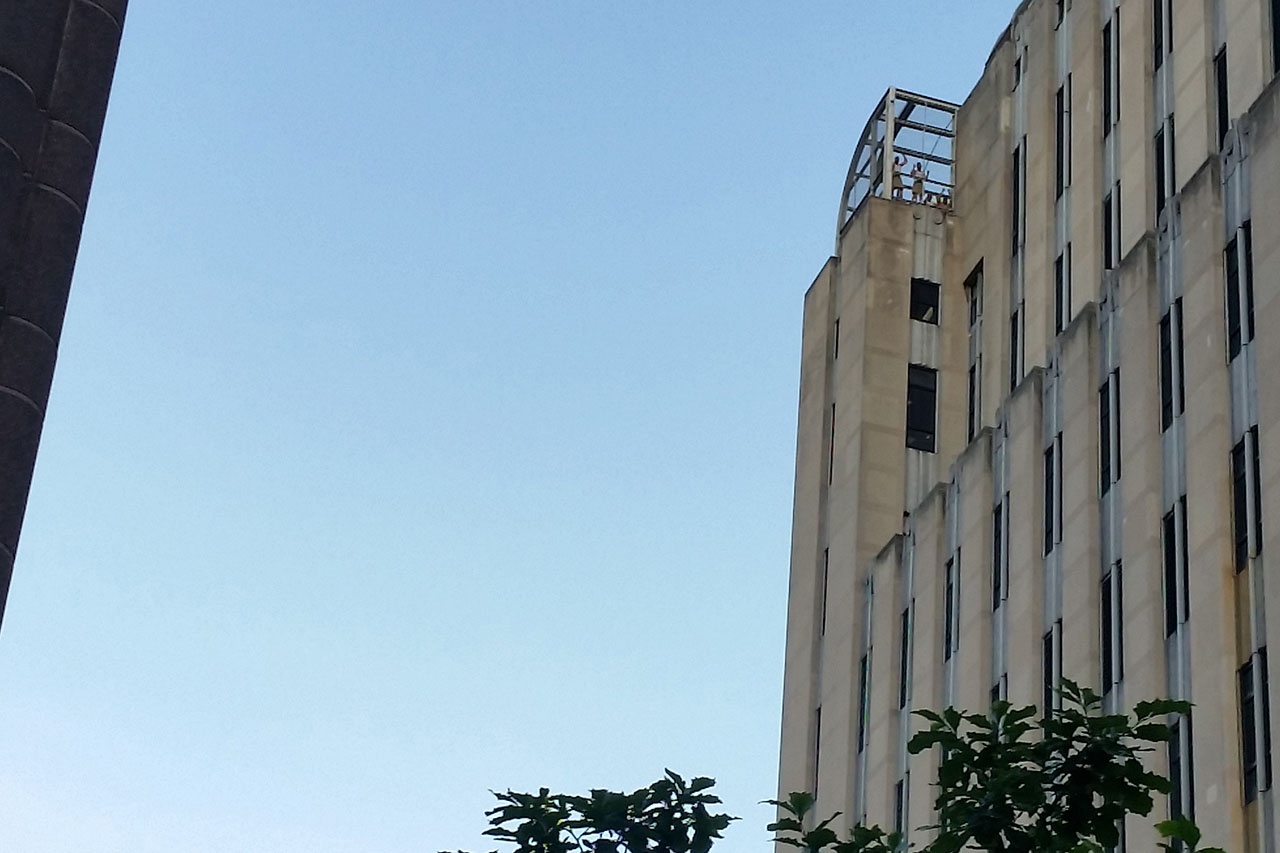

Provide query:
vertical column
left=853, top=575, right=874, bottom=824
left=893, top=530, right=916, bottom=843
left=1157, top=194, right=1194, bottom=826
left=1009, top=33, right=1027, bottom=393
left=1223, top=105, right=1274, bottom=851
left=1052, top=1, right=1073, bottom=336
left=0, top=0, right=128, bottom=628
left=990, top=416, right=1010, bottom=703
left=942, top=479, right=962, bottom=708
left=1098, top=278, right=1124, bottom=712
left=1041, top=358, right=1064, bottom=715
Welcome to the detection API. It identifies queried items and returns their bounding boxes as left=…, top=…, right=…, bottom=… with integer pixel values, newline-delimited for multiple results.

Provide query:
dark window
left=1100, top=369, right=1121, bottom=494
left=1263, top=647, right=1274, bottom=791
left=833, top=317, right=840, bottom=360
left=1056, top=0, right=1065, bottom=26
left=1114, top=12, right=1121, bottom=122
left=1103, top=193, right=1115, bottom=270
left=1116, top=561, right=1125, bottom=681
left=1234, top=427, right=1264, bottom=572
left=1064, top=76, right=1072, bottom=188
left=1169, top=720, right=1184, bottom=819
left=906, top=365, right=938, bottom=453
left=1160, top=313, right=1173, bottom=430
left=1043, top=629, right=1054, bottom=714
left=893, top=779, right=905, bottom=836
left=812, top=706, right=822, bottom=794
left=1061, top=246, right=1072, bottom=331
left=1179, top=496, right=1190, bottom=622
left=1100, top=380, right=1113, bottom=494
left=1010, top=310, right=1022, bottom=391
left=1174, top=299, right=1185, bottom=417
left=1102, top=562, right=1126, bottom=693
left=1103, top=21, right=1114, bottom=131
left=967, top=266, right=983, bottom=326
left=829, top=403, right=837, bottom=482
left=1154, top=0, right=1165, bottom=69
left=1114, top=368, right=1122, bottom=481
left=966, top=262, right=983, bottom=443
left=1245, top=221, right=1256, bottom=342
left=1116, top=183, right=1122, bottom=259
left=1273, top=0, right=1280, bottom=81
left=1055, top=85, right=1066, bottom=197
left=944, top=557, right=956, bottom=661
left=1165, top=714, right=1195, bottom=827
left=992, top=502, right=1005, bottom=610
left=1054, top=253, right=1066, bottom=333
left=967, top=366, right=978, bottom=442
left=1102, top=572, right=1114, bottom=690
left=820, top=549, right=829, bottom=634
left=1044, top=443, right=1056, bottom=555
left=856, top=653, right=870, bottom=752
left=1242, top=658, right=1259, bottom=801
left=1155, top=127, right=1168, bottom=214
left=1042, top=620, right=1061, bottom=715
left=1227, top=233, right=1242, bottom=358
left=1252, top=426, right=1264, bottom=558
left=1234, top=436, right=1249, bottom=572
left=1229, top=222, right=1256, bottom=360
left=1215, top=48, right=1229, bottom=150
left=1011, top=147, right=1022, bottom=255
left=899, top=608, right=911, bottom=708
left=1159, top=303, right=1183, bottom=431
left=910, top=277, right=941, bottom=323
left=1163, top=507, right=1178, bottom=636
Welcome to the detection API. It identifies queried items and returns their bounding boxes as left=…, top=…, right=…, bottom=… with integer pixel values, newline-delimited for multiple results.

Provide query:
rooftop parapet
left=838, top=87, right=959, bottom=234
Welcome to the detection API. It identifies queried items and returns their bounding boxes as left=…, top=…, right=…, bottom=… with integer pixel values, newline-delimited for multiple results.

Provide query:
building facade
left=0, top=0, right=128, bottom=630
left=777, top=1, right=1280, bottom=851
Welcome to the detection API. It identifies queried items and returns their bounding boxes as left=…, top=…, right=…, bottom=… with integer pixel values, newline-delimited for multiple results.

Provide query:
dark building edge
left=0, top=0, right=129, bottom=629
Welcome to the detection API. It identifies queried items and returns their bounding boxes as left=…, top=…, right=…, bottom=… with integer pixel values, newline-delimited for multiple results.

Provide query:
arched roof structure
left=837, top=88, right=960, bottom=239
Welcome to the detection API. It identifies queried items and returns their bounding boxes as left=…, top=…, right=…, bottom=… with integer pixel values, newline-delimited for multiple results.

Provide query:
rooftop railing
left=839, top=87, right=960, bottom=232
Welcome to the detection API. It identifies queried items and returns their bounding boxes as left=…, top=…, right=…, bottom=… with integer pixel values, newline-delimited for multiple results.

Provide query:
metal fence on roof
left=839, top=88, right=960, bottom=232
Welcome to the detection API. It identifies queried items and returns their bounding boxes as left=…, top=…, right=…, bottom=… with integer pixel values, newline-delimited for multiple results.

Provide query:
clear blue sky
left=0, top=3, right=1020, bottom=850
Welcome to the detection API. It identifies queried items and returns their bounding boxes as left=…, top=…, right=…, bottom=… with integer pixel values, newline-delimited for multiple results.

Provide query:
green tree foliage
left=769, top=680, right=1224, bottom=853
left=440, top=769, right=736, bottom=853
left=446, top=683, right=1226, bottom=853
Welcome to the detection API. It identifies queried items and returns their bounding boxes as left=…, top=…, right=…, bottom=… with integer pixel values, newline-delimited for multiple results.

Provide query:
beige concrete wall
left=1179, top=130, right=1247, bottom=853
left=779, top=0, right=1280, bottom=849
left=777, top=258, right=835, bottom=805
left=1069, top=0, right=1104, bottom=309
left=1058, top=303, right=1101, bottom=690
left=953, top=432, right=996, bottom=713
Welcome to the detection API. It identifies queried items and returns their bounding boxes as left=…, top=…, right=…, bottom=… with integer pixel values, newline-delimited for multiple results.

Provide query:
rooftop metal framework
left=838, top=87, right=960, bottom=232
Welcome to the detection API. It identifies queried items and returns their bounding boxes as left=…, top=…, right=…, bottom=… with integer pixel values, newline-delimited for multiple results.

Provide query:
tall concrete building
left=778, top=0, right=1280, bottom=850
left=0, top=1, right=128, bottom=628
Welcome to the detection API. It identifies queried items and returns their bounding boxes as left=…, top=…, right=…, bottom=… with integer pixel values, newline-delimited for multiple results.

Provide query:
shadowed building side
left=0, top=0, right=128, bottom=628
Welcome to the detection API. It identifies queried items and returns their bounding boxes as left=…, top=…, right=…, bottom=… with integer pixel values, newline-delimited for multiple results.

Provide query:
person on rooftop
left=910, top=161, right=927, bottom=202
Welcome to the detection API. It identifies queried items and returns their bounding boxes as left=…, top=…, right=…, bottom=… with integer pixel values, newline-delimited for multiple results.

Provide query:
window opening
left=906, top=365, right=938, bottom=453
left=910, top=278, right=941, bottom=324
left=857, top=653, right=870, bottom=752
left=898, top=608, right=911, bottom=708
left=1215, top=48, right=1229, bottom=150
